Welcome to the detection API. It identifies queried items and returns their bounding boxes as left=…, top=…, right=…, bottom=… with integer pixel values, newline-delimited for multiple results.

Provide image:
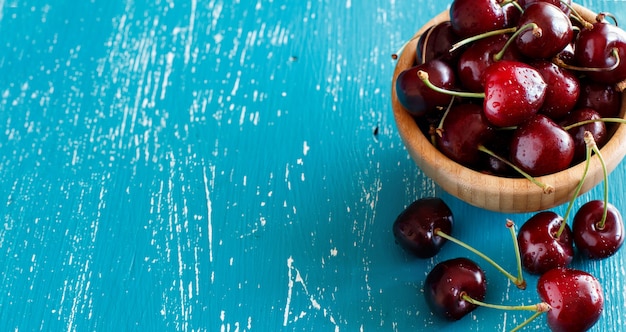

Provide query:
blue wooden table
left=1, top=0, right=625, bottom=331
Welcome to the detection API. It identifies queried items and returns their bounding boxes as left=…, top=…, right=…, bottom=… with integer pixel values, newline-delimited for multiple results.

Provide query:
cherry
left=457, top=34, right=523, bottom=92
left=482, top=61, right=547, bottom=127
left=537, top=268, right=604, bottom=332
left=517, top=211, right=574, bottom=275
left=573, top=201, right=625, bottom=259
left=424, top=257, right=486, bottom=321
left=395, top=59, right=457, bottom=117
left=574, top=20, right=626, bottom=84
left=531, top=60, right=579, bottom=120
left=392, top=197, right=453, bottom=258
left=435, top=103, right=496, bottom=167
left=514, top=2, right=573, bottom=60
left=576, top=79, right=622, bottom=118
left=449, top=0, right=506, bottom=38
left=510, top=114, right=574, bottom=177
left=571, top=132, right=625, bottom=259
left=415, top=21, right=460, bottom=65
left=560, top=108, right=607, bottom=163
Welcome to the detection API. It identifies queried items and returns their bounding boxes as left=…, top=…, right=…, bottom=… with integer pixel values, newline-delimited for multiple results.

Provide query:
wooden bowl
left=392, top=4, right=626, bottom=213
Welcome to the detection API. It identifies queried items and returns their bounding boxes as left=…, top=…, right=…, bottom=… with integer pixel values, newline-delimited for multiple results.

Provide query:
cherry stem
left=477, top=144, right=555, bottom=194
left=493, top=23, right=541, bottom=62
left=460, top=293, right=551, bottom=312
left=586, top=132, right=610, bottom=229
left=435, top=97, right=456, bottom=141
left=562, top=117, right=626, bottom=131
left=417, top=70, right=485, bottom=99
left=500, top=0, right=523, bottom=13
left=556, top=131, right=593, bottom=238
left=507, top=219, right=526, bottom=290
left=450, top=26, right=517, bottom=53
left=435, top=229, right=526, bottom=289
left=597, top=12, right=619, bottom=27
left=561, top=0, right=594, bottom=30
left=510, top=311, right=547, bottom=332
left=555, top=48, right=621, bottom=73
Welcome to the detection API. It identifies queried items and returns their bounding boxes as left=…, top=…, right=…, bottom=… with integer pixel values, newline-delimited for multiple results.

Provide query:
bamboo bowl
left=392, top=4, right=626, bottom=213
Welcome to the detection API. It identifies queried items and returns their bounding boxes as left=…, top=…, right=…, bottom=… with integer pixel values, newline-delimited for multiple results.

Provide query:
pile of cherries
left=395, top=0, right=626, bottom=180
left=392, top=0, right=626, bottom=331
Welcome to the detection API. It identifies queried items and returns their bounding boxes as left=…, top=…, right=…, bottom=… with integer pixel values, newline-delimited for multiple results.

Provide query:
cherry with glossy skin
left=449, top=0, right=506, bottom=38
left=574, top=21, right=626, bottom=84
left=424, top=257, right=486, bottom=321
left=510, top=114, right=575, bottom=177
left=560, top=108, right=607, bottom=163
left=392, top=197, right=453, bottom=258
left=514, top=2, right=574, bottom=60
left=532, top=60, right=579, bottom=120
left=573, top=201, right=625, bottom=259
left=482, top=60, right=547, bottom=127
left=517, top=211, right=574, bottom=275
left=436, top=103, right=496, bottom=167
left=537, top=268, right=604, bottom=332
left=415, top=21, right=460, bottom=65
left=395, top=59, right=457, bottom=117
left=457, top=34, right=523, bottom=92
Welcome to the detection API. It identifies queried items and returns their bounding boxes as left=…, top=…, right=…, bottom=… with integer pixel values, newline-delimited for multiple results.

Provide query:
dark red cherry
left=396, top=60, right=457, bottom=117
left=392, top=197, right=453, bottom=258
left=560, top=108, right=607, bottom=163
left=576, top=79, right=622, bottom=118
left=482, top=60, right=547, bottom=127
left=573, top=200, right=625, bottom=259
left=515, top=2, right=573, bottom=59
left=517, top=211, right=574, bottom=274
left=449, top=0, right=506, bottom=38
left=457, top=34, right=524, bottom=92
left=532, top=60, right=579, bottom=120
left=436, top=103, right=496, bottom=167
left=538, top=268, right=604, bottom=332
left=510, top=114, right=574, bottom=176
left=416, top=21, right=460, bottom=65
left=574, top=21, right=626, bottom=84
left=424, top=257, right=486, bottom=321
left=517, top=0, right=572, bottom=15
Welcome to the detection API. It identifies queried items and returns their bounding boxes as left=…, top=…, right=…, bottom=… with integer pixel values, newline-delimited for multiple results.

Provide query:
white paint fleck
left=303, top=141, right=310, bottom=156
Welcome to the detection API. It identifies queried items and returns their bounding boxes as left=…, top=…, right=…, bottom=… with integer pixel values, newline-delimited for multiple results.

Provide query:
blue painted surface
left=1, top=0, right=625, bottom=331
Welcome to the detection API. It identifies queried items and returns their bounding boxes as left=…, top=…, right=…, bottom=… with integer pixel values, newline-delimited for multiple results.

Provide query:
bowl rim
left=391, top=3, right=626, bottom=213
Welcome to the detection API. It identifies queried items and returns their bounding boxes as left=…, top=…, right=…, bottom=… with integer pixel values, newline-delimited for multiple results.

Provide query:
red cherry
left=415, top=21, right=460, bottom=65
left=436, top=103, right=496, bottom=167
left=482, top=60, right=547, bottom=127
left=573, top=200, right=625, bottom=259
left=560, top=108, right=607, bottom=163
left=574, top=21, right=626, bottom=84
left=424, top=257, right=486, bottom=321
left=517, top=211, right=574, bottom=274
left=514, top=2, right=573, bottom=59
left=395, top=60, right=457, bottom=117
left=449, top=0, right=506, bottom=38
left=392, top=197, right=453, bottom=258
left=517, top=0, right=572, bottom=15
left=538, top=268, right=604, bottom=332
left=510, top=114, right=574, bottom=176
left=531, top=60, right=580, bottom=120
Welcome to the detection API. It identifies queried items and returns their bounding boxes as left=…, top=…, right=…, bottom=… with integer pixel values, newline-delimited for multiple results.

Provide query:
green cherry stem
left=493, top=23, right=541, bottom=61
left=507, top=219, right=525, bottom=289
left=449, top=26, right=518, bottom=53
left=555, top=131, right=594, bottom=238
left=435, top=225, right=526, bottom=289
left=417, top=71, right=485, bottom=99
left=586, top=132, right=610, bottom=229
left=510, top=311, right=548, bottom=332
left=460, top=293, right=551, bottom=312
left=555, top=48, right=621, bottom=72
left=477, top=145, right=555, bottom=194
left=562, top=117, right=626, bottom=131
